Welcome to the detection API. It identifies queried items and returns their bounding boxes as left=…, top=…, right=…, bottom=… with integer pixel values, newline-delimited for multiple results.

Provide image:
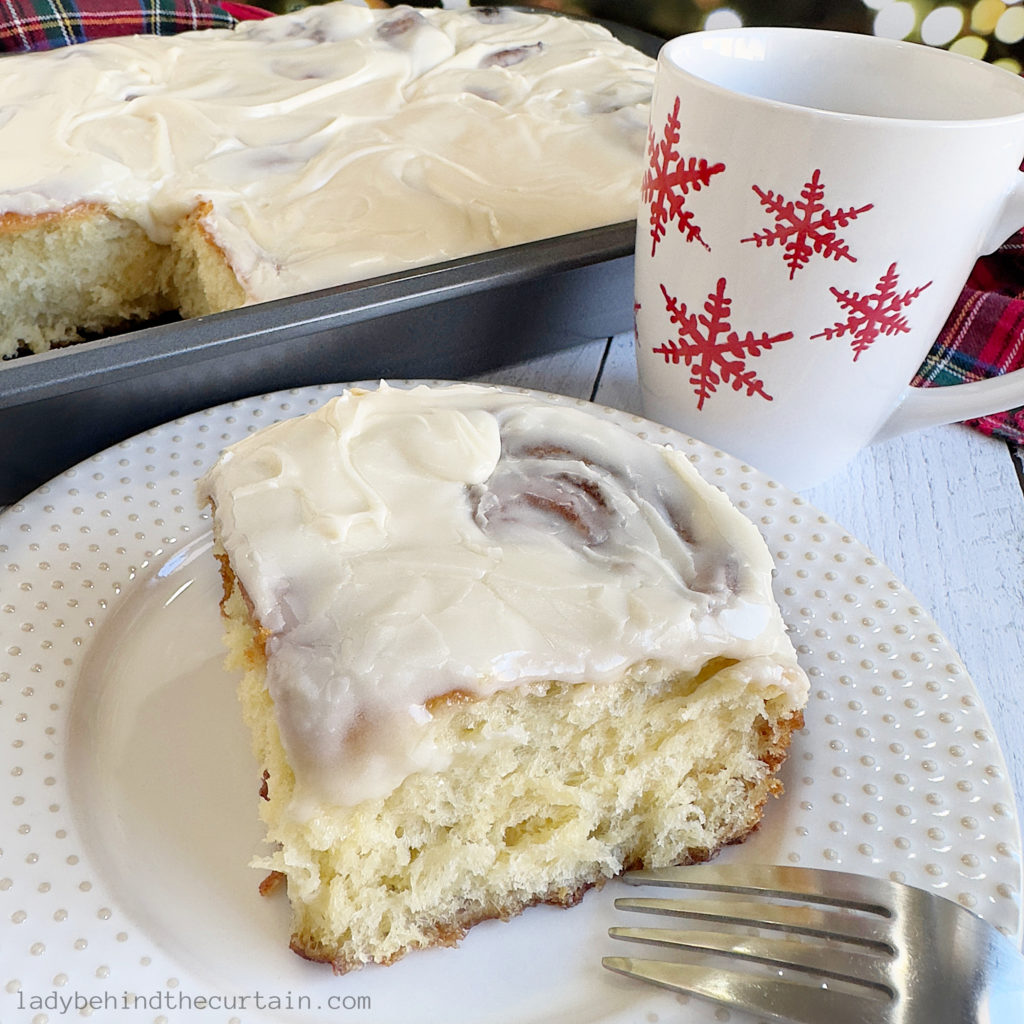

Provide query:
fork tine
left=602, top=955, right=886, bottom=1024
left=614, top=895, right=894, bottom=951
left=610, top=865, right=1024, bottom=1024
left=623, top=864, right=893, bottom=915
left=608, top=926, right=894, bottom=992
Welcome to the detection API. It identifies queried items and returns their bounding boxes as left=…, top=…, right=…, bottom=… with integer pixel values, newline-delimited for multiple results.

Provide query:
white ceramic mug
left=634, top=27, right=1024, bottom=491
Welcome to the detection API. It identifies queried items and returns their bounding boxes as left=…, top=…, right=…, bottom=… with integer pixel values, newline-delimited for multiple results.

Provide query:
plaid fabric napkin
left=915, top=231, right=1024, bottom=446
left=0, top=0, right=270, bottom=53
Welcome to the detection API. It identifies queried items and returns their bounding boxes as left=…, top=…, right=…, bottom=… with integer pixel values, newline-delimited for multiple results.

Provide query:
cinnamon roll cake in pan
left=0, top=1, right=655, bottom=357
left=199, top=382, right=810, bottom=973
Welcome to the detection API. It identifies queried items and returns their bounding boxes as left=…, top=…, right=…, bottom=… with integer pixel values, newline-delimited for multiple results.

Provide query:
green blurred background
left=255, top=1, right=1024, bottom=72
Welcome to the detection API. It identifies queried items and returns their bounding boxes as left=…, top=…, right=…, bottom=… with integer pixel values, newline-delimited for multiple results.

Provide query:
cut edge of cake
left=0, top=200, right=247, bottom=358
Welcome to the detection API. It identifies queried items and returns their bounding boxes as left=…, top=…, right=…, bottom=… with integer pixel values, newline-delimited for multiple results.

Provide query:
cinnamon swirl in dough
left=199, top=382, right=809, bottom=973
left=0, top=2, right=654, bottom=357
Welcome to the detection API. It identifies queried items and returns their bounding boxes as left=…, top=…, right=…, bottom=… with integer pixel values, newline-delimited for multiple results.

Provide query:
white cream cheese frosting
left=200, top=383, right=808, bottom=811
left=0, top=2, right=655, bottom=301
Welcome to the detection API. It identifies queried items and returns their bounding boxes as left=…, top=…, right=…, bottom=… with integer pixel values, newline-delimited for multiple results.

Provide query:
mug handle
left=873, top=175, right=1024, bottom=444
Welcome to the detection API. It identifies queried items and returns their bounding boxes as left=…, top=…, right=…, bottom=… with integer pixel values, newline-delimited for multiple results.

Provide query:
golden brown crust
left=213, top=550, right=234, bottom=609
left=258, top=870, right=287, bottom=897
left=424, top=688, right=479, bottom=713
left=289, top=876, right=605, bottom=975
left=214, top=544, right=272, bottom=662
left=0, top=201, right=109, bottom=235
left=170, top=199, right=249, bottom=315
left=290, top=843, right=727, bottom=976
left=758, top=709, right=804, bottom=771
left=182, top=200, right=235, bottom=275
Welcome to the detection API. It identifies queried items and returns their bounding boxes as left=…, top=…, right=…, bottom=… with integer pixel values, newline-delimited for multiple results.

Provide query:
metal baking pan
left=0, top=224, right=636, bottom=502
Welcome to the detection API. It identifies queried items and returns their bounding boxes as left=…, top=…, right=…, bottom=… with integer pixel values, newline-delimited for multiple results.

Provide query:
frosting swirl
left=200, top=383, right=806, bottom=811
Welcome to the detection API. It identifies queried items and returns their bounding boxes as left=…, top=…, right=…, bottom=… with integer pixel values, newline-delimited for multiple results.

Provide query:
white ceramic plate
left=2, top=381, right=1021, bottom=1024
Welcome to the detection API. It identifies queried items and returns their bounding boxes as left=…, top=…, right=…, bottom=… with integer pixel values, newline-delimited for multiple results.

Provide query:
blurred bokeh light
left=263, top=1, right=1024, bottom=73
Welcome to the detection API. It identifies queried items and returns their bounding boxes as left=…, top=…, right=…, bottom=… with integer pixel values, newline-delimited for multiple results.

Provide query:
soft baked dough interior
left=215, top=544, right=805, bottom=975
left=1, top=201, right=246, bottom=358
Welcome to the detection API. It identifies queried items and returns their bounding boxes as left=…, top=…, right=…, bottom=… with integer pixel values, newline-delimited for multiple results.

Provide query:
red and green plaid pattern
left=915, top=230, right=1024, bottom=445
left=0, top=0, right=271, bottom=53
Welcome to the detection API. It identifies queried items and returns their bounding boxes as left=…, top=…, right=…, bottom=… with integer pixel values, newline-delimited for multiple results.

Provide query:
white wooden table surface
left=477, top=331, right=1024, bottom=845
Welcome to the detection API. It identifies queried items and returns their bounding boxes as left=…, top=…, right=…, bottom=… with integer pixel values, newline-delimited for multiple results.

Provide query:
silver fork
left=603, top=863, right=1024, bottom=1024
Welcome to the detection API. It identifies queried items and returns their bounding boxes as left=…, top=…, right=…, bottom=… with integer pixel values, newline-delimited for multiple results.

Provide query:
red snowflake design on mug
left=652, top=278, right=794, bottom=409
left=812, top=262, right=933, bottom=360
left=742, top=169, right=874, bottom=279
left=643, top=96, right=725, bottom=257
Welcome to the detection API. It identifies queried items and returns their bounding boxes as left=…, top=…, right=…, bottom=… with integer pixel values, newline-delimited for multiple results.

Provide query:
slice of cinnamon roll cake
left=198, top=382, right=809, bottom=974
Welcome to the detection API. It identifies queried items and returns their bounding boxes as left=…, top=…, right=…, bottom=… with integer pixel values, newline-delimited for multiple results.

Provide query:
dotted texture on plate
left=1, top=381, right=1020, bottom=1024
